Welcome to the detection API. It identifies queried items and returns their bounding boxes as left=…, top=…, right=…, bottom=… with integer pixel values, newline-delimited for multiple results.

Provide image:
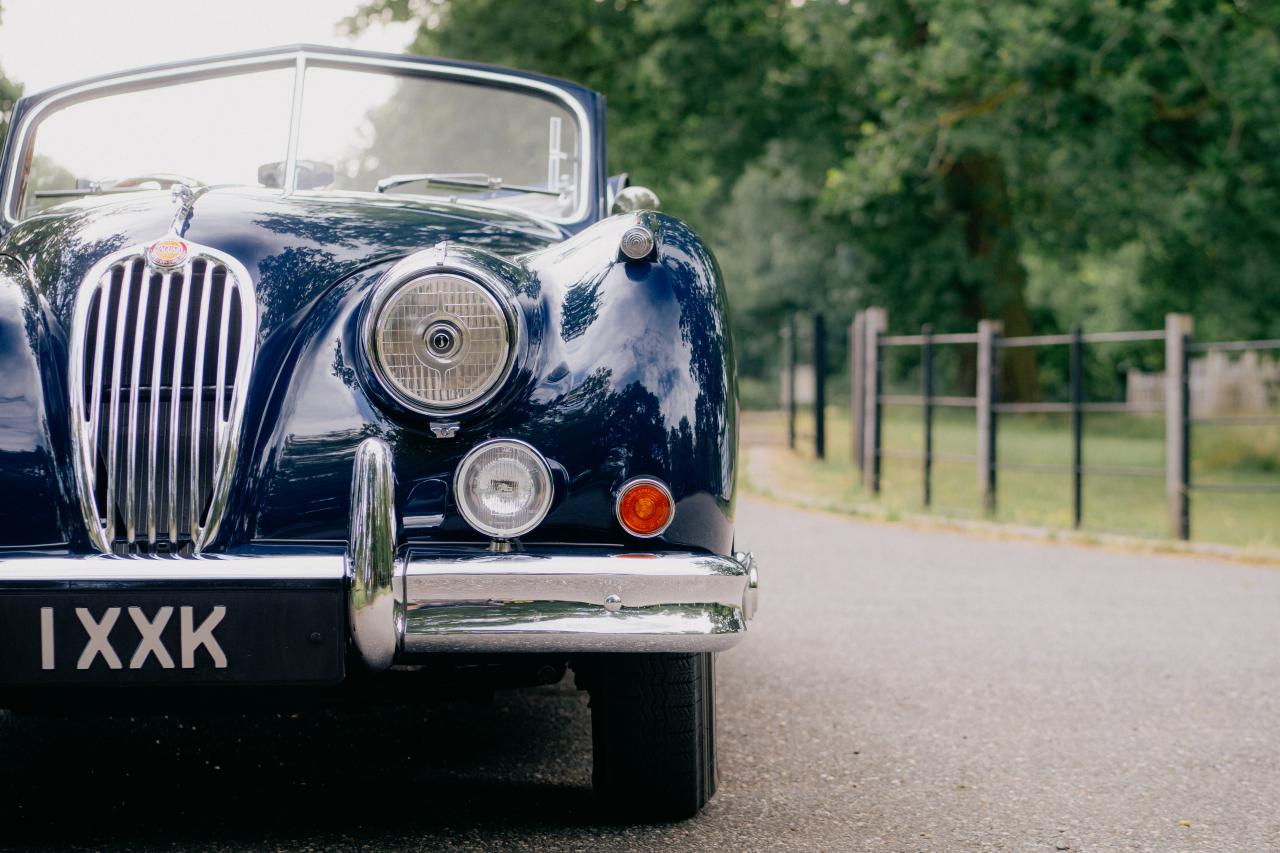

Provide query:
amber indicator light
left=617, top=480, right=673, bottom=537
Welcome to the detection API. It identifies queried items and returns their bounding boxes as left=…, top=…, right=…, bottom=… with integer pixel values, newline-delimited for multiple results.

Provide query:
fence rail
left=1187, top=339, right=1280, bottom=353
left=999, top=330, right=1168, bottom=347
left=781, top=309, right=1280, bottom=540
left=880, top=394, right=978, bottom=407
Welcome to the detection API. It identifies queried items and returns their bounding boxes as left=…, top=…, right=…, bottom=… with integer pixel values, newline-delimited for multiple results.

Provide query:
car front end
left=0, top=45, right=755, bottom=820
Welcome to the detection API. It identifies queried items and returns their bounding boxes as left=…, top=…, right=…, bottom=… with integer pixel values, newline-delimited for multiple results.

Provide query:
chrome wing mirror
left=611, top=185, right=661, bottom=214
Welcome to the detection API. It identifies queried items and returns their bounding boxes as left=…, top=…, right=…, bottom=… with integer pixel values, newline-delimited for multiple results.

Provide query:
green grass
left=744, top=406, right=1280, bottom=550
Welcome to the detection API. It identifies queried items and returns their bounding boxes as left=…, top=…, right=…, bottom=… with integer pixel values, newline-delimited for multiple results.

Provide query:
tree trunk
left=944, top=152, right=1040, bottom=402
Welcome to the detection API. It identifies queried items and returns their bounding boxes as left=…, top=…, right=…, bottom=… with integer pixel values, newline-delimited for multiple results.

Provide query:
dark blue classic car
left=0, top=46, right=756, bottom=818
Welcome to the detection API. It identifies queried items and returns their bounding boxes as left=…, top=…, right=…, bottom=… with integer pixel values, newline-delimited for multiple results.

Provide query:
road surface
left=2, top=496, right=1278, bottom=851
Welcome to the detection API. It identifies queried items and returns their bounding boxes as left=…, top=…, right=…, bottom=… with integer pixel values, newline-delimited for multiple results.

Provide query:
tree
left=0, top=2, right=21, bottom=142
left=805, top=0, right=1280, bottom=395
left=345, top=0, right=804, bottom=221
left=346, top=0, right=1280, bottom=394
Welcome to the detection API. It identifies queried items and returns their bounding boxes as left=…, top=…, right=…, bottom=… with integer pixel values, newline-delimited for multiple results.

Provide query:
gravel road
left=2, top=496, right=1278, bottom=851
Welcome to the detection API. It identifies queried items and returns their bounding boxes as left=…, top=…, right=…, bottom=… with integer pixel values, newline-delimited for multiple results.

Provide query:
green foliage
left=0, top=76, right=16, bottom=141
left=0, top=2, right=21, bottom=142
left=346, top=0, right=1280, bottom=385
left=819, top=0, right=1280, bottom=342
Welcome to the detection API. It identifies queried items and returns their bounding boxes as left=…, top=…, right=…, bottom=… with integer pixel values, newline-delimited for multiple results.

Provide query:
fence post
left=1070, top=324, right=1084, bottom=529
left=814, top=312, right=827, bottom=460
left=976, top=319, right=1002, bottom=515
left=922, top=324, right=934, bottom=508
left=786, top=314, right=797, bottom=450
left=851, top=312, right=866, bottom=479
left=862, top=308, right=887, bottom=494
left=1165, top=313, right=1194, bottom=539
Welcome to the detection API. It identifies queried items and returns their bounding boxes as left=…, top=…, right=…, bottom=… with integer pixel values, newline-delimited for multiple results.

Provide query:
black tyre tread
left=588, top=652, right=717, bottom=821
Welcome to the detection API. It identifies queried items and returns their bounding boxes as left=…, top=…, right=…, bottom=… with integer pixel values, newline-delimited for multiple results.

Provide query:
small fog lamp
left=455, top=439, right=554, bottom=539
left=615, top=478, right=675, bottom=538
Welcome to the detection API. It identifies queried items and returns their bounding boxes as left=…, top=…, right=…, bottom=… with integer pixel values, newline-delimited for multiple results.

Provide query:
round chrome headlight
left=368, top=271, right=514, bottom=415
left=455, top=439, right=554, bottom=539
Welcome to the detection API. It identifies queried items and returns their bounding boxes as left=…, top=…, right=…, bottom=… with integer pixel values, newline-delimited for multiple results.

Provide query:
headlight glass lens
left=373, top=273, right=511, bottom=412
left=455, top=439, right=554, bottom=538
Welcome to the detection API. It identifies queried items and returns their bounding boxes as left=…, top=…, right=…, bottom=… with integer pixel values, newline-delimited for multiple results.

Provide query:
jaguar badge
left=147, top=237, right=188, bottom=269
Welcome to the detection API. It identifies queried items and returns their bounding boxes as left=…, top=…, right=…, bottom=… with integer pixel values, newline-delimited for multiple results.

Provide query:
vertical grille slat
left=125, top=266, right=151, bottom=544
left=166, top=262, right=193, bottom=545
left=86, top=271, right=112, bottom=495
left=214, top=280, right=233, bottom=447
left=189, top=263, right=213, bottom=537
left=147, top=271, right=173, bottom=544
left=71, top=246, right=255, bottom=555
left=104, top=260, right=134, bottom=544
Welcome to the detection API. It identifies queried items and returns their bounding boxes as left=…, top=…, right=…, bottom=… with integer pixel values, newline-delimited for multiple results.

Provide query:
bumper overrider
left=0, top=439, right=758, bottom=684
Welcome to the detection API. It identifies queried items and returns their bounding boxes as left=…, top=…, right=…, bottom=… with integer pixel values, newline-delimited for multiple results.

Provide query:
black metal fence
left=1180, top=335, right=1280, bottom=536
left=781, top=309, right=1280, bottom=540
left=782, top=312, right=829, bottom=458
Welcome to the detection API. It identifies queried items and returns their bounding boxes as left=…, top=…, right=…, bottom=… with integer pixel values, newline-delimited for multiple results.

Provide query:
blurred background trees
left=0, top=2, right=21, bottom=141
left=355, top=0, right=1280, bottom=401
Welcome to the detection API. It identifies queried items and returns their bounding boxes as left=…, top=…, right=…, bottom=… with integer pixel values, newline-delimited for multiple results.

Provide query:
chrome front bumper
left=0, top=438, right=758, bottom=674
left=0, top=546, right=758, bottom=672
left=347, top=437, right=758, bottom=667
left=399, top=548, right=759, bottom=655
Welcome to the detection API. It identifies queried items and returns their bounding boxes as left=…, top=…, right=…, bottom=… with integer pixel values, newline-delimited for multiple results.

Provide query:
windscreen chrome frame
left=2, top=47, right=594, bottom=226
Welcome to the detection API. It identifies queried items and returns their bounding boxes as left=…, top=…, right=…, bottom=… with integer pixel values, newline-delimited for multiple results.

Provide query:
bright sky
left=0, top=0, right=418, bottom=93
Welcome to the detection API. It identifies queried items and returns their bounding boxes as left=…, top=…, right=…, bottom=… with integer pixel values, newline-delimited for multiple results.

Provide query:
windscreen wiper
left=35, top=174, right=206, bottom=199
left=375, top=172, right=559, bottom=196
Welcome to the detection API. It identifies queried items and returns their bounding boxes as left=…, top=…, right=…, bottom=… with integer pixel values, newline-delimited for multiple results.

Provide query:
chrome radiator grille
left=69, top=246, right=256, bottom=554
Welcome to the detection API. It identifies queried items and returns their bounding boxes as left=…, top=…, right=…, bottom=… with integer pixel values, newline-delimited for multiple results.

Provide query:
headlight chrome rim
left=363, top=251, right=520, bottom=418
left=454, top=438, right=555, bottom=539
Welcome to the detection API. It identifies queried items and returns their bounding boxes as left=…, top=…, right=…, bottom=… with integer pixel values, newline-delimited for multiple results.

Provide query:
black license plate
left=0, top=590, right=345, bottom=685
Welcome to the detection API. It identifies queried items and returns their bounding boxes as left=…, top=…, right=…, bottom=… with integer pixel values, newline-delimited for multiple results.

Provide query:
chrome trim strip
left=125, top=265, right=151, bottom=544
left=104, top=260, right=133, bottom=543
left=348, top=437, right=399, bottom=671
left=0, top=554, right=345, bottom=582
left=146, top=271, right=172, bottom=542
left=189, top=261, right=213, bottom=536
left=167, top=261, right=192, bottom=543
left=614, top=476, right=676, bottom=539
left=4, top=47, right=594, bottom=225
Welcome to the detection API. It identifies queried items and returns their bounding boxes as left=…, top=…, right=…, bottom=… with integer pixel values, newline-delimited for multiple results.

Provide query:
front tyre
left=587, top=652, right=717, bottom=820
